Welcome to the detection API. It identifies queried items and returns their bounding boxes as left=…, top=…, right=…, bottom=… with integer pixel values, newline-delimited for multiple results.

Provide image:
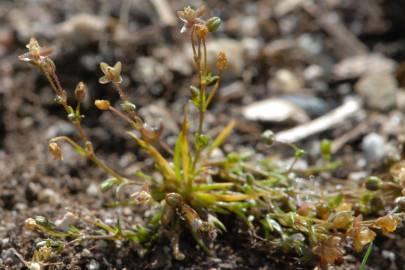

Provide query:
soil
left=1, top=0, right=405, bottom=269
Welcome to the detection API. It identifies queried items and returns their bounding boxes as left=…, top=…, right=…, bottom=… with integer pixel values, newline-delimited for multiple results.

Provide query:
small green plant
left=19, top=4, right=404, bottom=269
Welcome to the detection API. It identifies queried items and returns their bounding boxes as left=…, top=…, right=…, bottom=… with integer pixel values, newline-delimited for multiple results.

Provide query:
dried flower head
left=99, top=62, right=123, bottom=84
left=177, top=5, right=206, bottom=33
left=216, top=51, right=228, bottom=71
left=347, top=215, right=376, bottom=252
left=95, top=100, right=111, bottom=110
left=195, top=24, right=209, bottom=39
left=48, top=142, right=63, bottom=160
left=131, top=190, right=152, bottom=204
left=328, top=211, right=353, bottom=230
left=313, top=236, right=344, bottom=267
left=374, top=215, right=398, bottom=235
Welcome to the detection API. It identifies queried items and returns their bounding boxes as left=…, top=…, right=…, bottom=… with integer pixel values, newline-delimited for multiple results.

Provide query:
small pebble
left=361, top=133, right=386, bottom=165
left=87, top=259, right=100, bottom=270
left=86, top=182, right=99, bottom=197
left=355, top=72, right=397, bottom=112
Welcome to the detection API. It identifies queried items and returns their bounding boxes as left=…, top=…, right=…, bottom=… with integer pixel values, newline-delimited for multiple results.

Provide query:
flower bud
left=48, top=142, right=63, bottom=160
left=120, top=101, right=136, bottom=112
left=365, top=176, right=382, bottom=191
left=95, top=100, right=110, bottom=110
left=206, top=17, right=221, bottom=32
left=74, top=82, right=87, bottom=103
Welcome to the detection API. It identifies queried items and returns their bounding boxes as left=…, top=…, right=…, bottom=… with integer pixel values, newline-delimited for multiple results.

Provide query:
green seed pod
left=206, top=17, right=221, bottom=32
left=320, top=139, right=332, bottom=160
left=100, top=177, right=119, bottom=192
left=295, top=149, right=305, bottom=159
left=196, top=133, right=210, bottom=149
left=120, top=101, right=136, bottom=112
left=35, top=216, right=50, bottom=228
left=365, top=176, right=383, bottom=191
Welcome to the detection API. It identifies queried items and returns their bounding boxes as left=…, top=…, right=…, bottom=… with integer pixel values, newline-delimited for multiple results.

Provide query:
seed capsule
left=165, top=193, right=183, bottom=208
left=365, top=176, right=382, bottom=191
left=206, top=17, right=221, bottom=32
left=41, top=57, right=56, bottom=73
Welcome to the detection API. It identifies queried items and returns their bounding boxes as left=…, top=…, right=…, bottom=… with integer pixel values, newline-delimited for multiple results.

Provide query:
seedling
left=19, top=5, right=404, bottom=269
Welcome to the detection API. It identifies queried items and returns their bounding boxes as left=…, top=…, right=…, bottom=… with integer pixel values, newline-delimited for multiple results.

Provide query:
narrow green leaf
left=181, top=106, right=190, bottom=186
left=208, top=120, right=236, bottom=157
left=174, top=132, right=182, bottom=182
left=359, top=243, right=373, bottom=270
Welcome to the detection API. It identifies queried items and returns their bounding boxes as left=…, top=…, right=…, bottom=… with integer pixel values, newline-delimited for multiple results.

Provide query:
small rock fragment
left=361, top=133, right=386, bottom=165
left=334, top=54, right=397, bottom=79
left=87, top=259, right=100, bottom=270
left=37, top=188, right=60, bottom=205
left=86, top=182, right=99, bottom=197
left=270, top=69, right=304, bottom=93
left=242, top=98, right=309, bottom=123
left=55, top=212, right=77, bottom=232
left=219, top=81, right=245, bottom=102
left=281, top=95, right=329, bottom=117
left=355, top=72, right=398, bottom=111
left=56, top=14, right=108, bottom=43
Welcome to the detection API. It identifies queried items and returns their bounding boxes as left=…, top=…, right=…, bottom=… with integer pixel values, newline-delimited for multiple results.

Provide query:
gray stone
left=355, top=72, right=397, bottom=111
left=270, top=69, right=304, bottom=93
left=361, top=133, right=386, bottom=164
left=87, top=259, right=100, bottom=270
left=242, top=98, right=309, bottom=123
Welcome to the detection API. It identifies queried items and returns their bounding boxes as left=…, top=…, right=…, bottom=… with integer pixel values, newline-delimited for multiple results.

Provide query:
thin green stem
left=51, top=136, right=127, bottom=183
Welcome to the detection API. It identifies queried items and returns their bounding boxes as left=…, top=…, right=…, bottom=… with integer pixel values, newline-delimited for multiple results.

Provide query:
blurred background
left=1, top=0, right=405, bottom=268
